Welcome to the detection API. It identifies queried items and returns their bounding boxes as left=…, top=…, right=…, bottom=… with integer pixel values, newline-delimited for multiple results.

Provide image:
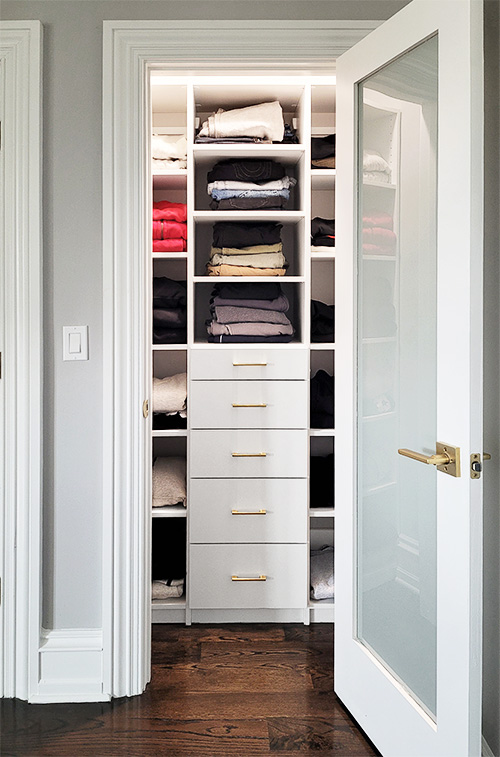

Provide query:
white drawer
left=190, top=429, right=307, bottom=478
left=190, top=479, right=307, bottom=543
left=190, top=348, right=308, bottom=381
left=190, top=380, right=307, bottom=429
left=189, top=543, right=307, bottom=609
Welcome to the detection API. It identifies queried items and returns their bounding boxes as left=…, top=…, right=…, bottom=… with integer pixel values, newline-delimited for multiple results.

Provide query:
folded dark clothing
left=152, top=413, right=187, bottom=430
left=310, top=370, right=334, bottom=428
left=312, top=235, right=335, bottom=247
left=207, top=159, right=286, bottom=184
left=210, top=196, right=287, bottom=211
left=153, top=277, right=187, bottom=309
left=211, top=291, right=289, bottom=312
left=278, top=123, right=299, bottom=144
left=153, top=308, right=187, bottom=328
left=195, top=136, right=266, bottom=144
left=213, top=222, right=282, bottom=249
left=211, top=282, right=282, bottom=300
left=310, top=454, right=334, bottom=508
left=153, top=327, right=187, bottom=344
left=312, top=217, right=335, bottom=239
left=311, top=300, right=335, bottom=342
left=311, top=134, right=336, bottom=160
left=207, top=334, right=293, bottom=343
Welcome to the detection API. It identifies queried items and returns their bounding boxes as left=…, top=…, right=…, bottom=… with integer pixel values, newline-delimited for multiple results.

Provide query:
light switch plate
left=63, top=326, right=88, bottom=361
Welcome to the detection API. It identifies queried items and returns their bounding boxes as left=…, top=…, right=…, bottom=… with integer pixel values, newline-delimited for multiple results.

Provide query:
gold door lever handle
left=232, top=403, right=267, bottom=408
left=398, top=442, right=460, bottom=477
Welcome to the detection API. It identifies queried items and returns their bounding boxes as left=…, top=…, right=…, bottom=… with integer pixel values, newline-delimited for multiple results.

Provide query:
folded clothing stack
left=310, top=370, right=334, bottom=429
left=310, top=545, right=334, bottom=601
left=207, top=159, right=296, bottom=211
left=152, top=578, right=184, bottom=600
left=152, top=456, right=187, bottom=507
left=311, top=300, right=334, bottom=342
left=151, top=134, right=187, bottom=171
left=196, top=100, right=284, bottom=143
left=363, top=211, right=397, bottom=256
left=152, top=372, right=187, bottom=430
left=206, top=282, right=294, bottom=343
left=311, top=217, right=335, bottom=247
left=363, top=150, right=392, bottom=184
left=206, top=221, right=287, bottom=277
left=311, top=134, right=336, bottom=169
left=310, top=454, right=334, bottom=508
left=153, top=200, right=187, bottom=252
left=153, top=277, right=187, bottom=344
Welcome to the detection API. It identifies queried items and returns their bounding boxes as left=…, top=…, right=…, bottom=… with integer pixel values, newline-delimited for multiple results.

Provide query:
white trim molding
left=102, top=19, right=378, bottom=699
left=0, top=21, right=43, bottom=702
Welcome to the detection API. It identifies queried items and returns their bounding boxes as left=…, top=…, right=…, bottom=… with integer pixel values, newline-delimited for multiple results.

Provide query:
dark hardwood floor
left=1, top=624, right=378, bottom=756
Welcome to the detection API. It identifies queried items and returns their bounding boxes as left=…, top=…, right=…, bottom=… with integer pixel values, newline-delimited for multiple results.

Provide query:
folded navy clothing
left=212, top=222, right=282, bottom=249
left=312, top=217, right=335, bottom=247
left=310, top=454, right=334, bottom=508
left=310, top=370, right=334, bottom=428
left=207, top=334, right=293, bottom=343
left=153, top=277, right=187, bottom=309
left=195, top=136, right=264, bottom=144
left=153, top=308, right=186, bottom=328
left=207, top=159, right=286, bottom=184
left=153, top=327, right=187, bottom=344
left=311, top=300, right=335, bottom=342
left=211, top=282, right=282, bottom=301
left=311, top=134, right=336, bottom=160
left=210, top=196, right=286, bottom=211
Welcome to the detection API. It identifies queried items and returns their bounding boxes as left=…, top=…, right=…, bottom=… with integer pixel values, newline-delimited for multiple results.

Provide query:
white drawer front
left=190, top=348, right=308, bottom=381
left=190, top=380, right=307, bottom=429
left=190, top=479, right=307, bottom=543
left=190, top=429, right=307, bottom=478
left=190, top=543, right=307, bottom=609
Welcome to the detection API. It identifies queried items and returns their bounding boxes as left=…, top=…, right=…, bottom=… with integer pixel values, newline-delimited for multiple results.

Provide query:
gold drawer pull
left=232, top=452, right=267, bottom=458
left=232, top=403, right=267, bottom=408
left=231, top=575, right=267, bottom=582
left=231, top=509, right=267, bottom=515
left=232, top=362, right=267, bottom=367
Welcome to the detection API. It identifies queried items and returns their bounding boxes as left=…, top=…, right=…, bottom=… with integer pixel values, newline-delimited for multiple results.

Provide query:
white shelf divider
left=310, top=428, right=335, bottom=437
left=152, top=429, right=188, bottom=438
left=309, top=508, right=335, bottom=518
left=152, top=505, right=187, bottom=518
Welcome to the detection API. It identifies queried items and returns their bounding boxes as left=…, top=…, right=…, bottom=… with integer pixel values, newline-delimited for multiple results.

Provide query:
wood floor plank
left=152, top=624, right=286, bottom=644
left=200, top=640, right=333, bottom=664
left=267, top=716, right=377, bottom=754
left=150, top=661, right=314, bottom=693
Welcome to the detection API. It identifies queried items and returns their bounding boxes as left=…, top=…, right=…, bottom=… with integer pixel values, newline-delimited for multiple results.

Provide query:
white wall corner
left=30, top=629, right=109, bottom=704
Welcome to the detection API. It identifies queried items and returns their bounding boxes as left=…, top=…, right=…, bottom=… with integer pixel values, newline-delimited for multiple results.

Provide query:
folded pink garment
left=152, top=220, right=187, bottom=240
left=153, top=201, right=187, bottom=222
left=362, top=226, right=397, bottom=247
left=362, top=243, right=395, bottom=256
left=363, top=212, right=394, bottom=230
left=153, top=238, right=186, bottom=252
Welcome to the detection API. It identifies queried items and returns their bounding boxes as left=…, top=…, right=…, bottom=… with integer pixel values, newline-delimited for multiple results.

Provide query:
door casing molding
left=102, top=19, right=379, bottom=698
left=0, top=21, right=43, bottom=701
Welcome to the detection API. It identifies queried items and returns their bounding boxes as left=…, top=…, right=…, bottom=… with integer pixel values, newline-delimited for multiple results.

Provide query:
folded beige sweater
left=152, top=457, right=186, bottom=507
left=206, top=264, right=286, bottom=277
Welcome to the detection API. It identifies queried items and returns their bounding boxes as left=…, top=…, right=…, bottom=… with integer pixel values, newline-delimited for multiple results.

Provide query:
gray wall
left=1, top=1, right=499, bottom=750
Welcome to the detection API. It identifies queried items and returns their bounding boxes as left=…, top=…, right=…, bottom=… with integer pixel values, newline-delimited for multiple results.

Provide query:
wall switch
left=63, top=326, right=88, bottom=361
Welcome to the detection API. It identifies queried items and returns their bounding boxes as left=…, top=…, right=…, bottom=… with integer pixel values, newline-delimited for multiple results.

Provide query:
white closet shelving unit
left=150, top=77, right=336, bottom=625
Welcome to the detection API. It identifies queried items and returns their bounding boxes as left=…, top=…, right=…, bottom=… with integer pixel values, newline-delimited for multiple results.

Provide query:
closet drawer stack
left=189, top=348, right=309, bottom=614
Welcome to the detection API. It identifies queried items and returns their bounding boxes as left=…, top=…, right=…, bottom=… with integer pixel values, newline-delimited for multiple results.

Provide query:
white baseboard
left=482, top=735, right=496, bottom=757
left=30, top=629, right=107, bottom=703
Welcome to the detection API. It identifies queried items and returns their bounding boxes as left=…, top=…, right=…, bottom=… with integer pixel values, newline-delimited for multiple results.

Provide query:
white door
left=335, top=1, right=483, bottom=755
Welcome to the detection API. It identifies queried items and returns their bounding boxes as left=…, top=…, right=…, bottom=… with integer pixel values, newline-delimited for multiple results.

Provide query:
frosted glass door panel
left=357, top=36, right=438, bottom=716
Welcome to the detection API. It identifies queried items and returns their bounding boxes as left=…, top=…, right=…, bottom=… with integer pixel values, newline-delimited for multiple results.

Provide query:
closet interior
left=149, top=75, right=337, bottom=625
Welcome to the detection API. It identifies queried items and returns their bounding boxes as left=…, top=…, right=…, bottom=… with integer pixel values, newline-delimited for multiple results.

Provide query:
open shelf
left=310, top=343, right=335, bottom=351
left=311, top=248, right=335, bottom=260
left=193, top=276, right=305, bottom=284
left=311, top=169, right=336, bottom=189
left=152, top=597, right=186, bottom=608
left=310, top=428, right=335, bottom=437
left=309, top=508, right=335, bottom=518
left=152, top=505, right=187, bottom=518
left=153, top=252, right=188, bottom=259
left=193, top=210, right=305, bottom=223
left=152, top=429, right=188, bottom=438
left=193, top=144, right=305, bottom=162
left=153, top=170, right=187, bottom=190
left=152, top=344, right=188, bottom=351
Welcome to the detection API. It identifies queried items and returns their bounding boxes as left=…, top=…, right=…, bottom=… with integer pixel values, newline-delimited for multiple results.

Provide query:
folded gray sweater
left=213, top=305, right=291, bottom=325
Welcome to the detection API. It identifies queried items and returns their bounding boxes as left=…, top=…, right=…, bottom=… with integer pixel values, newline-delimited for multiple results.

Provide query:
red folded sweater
left=153, top=201, right=187, bottom=222
left=363, top=212, right=394, bottom=230
left=153, top=239, right=186, bottom=252
left=152, top=220, right=187, bottom=240
left=362, top=226, right=397, bottom=247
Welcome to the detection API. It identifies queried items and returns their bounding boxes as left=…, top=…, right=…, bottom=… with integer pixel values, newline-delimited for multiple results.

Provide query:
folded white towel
left=152, top=578, right=184, bottom=600
left=363, top=149, right=391, bottom=175
left=151, top=134, right=187, bottom=161
left=153, top=373, right=187, bottom=416
left=152, top=457, right=186, bottom=507
left=199, top=101, right=284, bottom=142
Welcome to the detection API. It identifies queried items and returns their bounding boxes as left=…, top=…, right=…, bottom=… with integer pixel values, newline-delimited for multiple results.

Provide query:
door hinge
left=470, top=452, right=492, bottom=479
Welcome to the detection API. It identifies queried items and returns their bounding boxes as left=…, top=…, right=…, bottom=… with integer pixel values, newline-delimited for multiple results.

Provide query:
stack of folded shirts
left=363, top=211, right=397, bottom=256
left=207, top=163, right=296, bottom=211
left=152, top=372, right=187, bottom=430
left=151, top=134, right=187, bottom=171
left=196, top=101, right=284, bottom=143
left=153, top=277, right=187, bottom=344
left=311, top=300, right=334, bottom=342
left=206, top=221, right=287, bottom=277
left=153, top=200, right=187, bottom=252
left=310, top=370, right=334, bottom=428
left=363, top=150, right=391, bottom=184
left=311, top=217, right=335, bottom=247
left=206, top=282, right=294, bottom=343
left=152, top=456, right=187, bottom=508
left=311, top=134, right=336, bottom=168
left=310, top=454, right=334, bottom=508
left=152, top=578, right=184, bottom=600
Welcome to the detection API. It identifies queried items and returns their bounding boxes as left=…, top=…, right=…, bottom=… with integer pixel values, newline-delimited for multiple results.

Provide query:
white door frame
left=102, top=19, right=379, bottom=699
left=0, top=21, right=43, bottom=701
